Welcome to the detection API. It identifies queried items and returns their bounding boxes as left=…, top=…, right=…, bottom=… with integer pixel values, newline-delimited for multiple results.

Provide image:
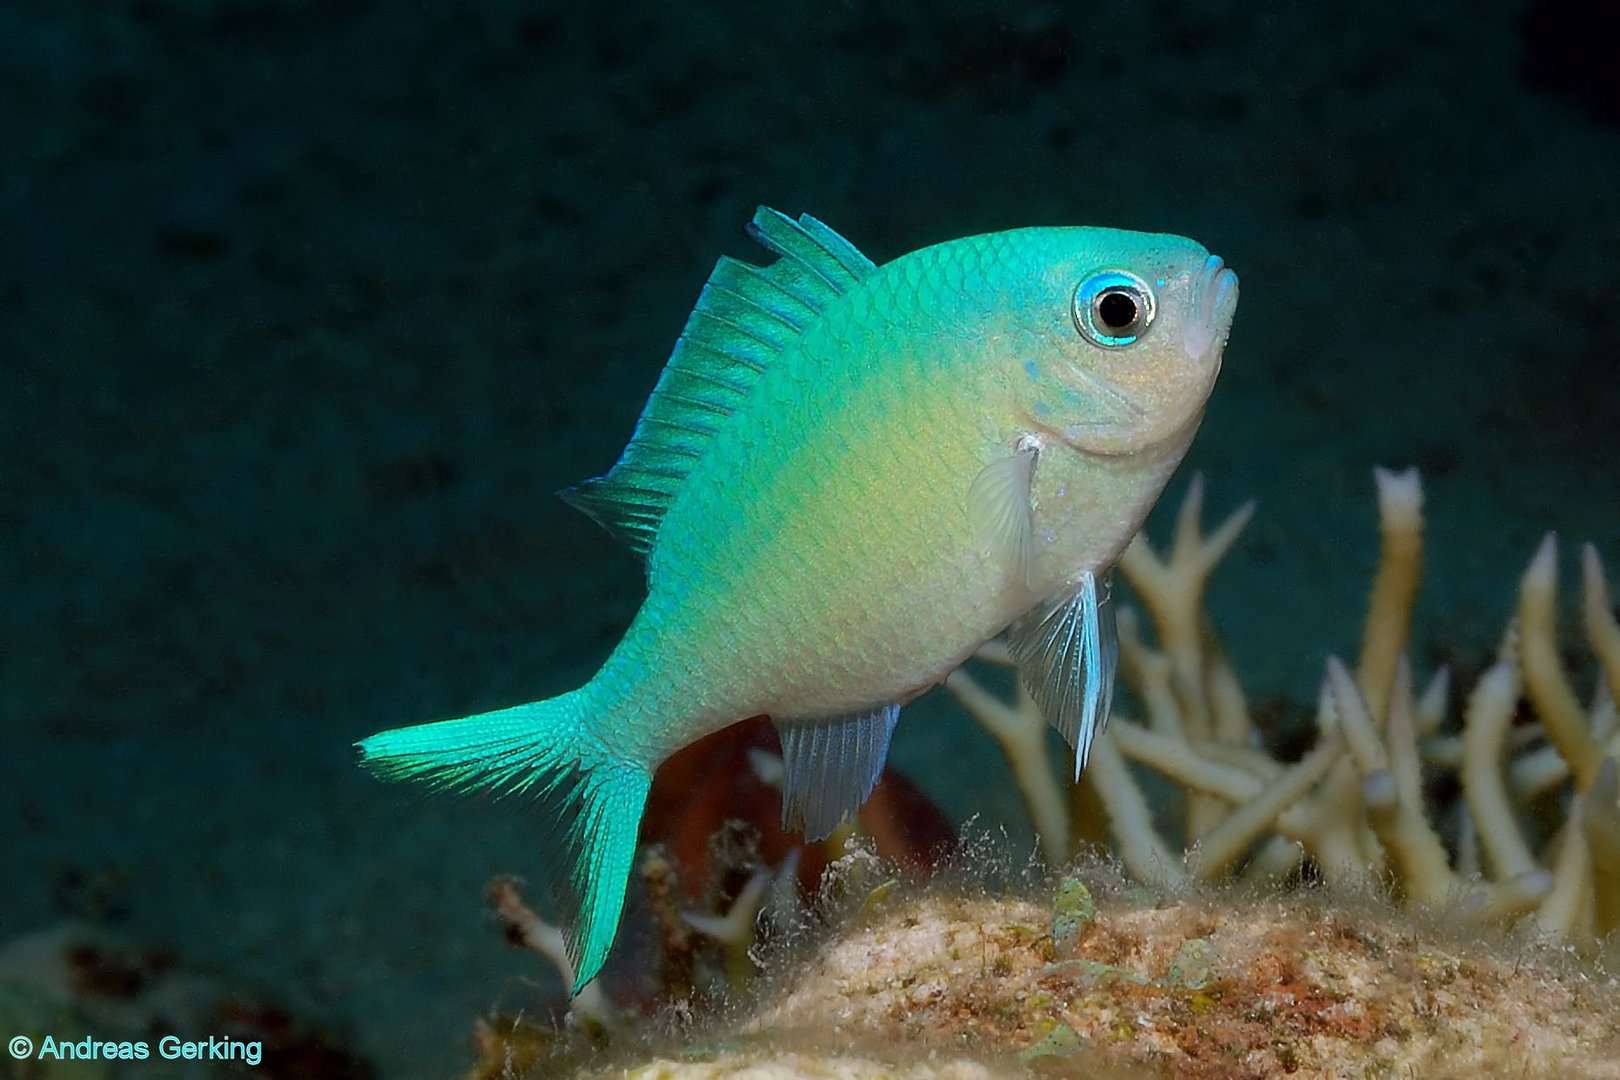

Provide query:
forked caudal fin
left=355, top=689, right=651, bottom=995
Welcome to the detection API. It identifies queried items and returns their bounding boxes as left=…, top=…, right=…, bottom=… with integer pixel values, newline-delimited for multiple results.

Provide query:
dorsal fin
left=559, top=208, right=875, bottom=557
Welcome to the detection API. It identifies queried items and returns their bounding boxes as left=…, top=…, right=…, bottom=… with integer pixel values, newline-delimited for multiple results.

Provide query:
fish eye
left=1072, top=270, right=1156, bottom=348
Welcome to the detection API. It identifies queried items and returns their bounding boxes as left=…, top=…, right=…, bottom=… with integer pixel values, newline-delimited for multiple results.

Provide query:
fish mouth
left=1181, top=255, right=1239, bottom=362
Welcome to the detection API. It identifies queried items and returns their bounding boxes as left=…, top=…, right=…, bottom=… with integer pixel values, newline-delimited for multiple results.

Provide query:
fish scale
left=631, top=281, right=978, bottom=709
left=359, top=207, right=1238, bottom=992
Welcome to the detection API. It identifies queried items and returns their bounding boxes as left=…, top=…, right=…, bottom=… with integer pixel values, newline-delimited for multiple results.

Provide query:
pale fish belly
left=758, top=544, right=1020, bottom=721
left=754, top=438, right=1162, bottom=721
left=598, top=457, right=1002, bottom=746
left=602, top=518, right=1009, bottom=744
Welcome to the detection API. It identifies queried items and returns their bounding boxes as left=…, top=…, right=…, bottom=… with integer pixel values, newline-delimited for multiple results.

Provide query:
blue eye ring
left=1073, top=270, right=1156, bottom=347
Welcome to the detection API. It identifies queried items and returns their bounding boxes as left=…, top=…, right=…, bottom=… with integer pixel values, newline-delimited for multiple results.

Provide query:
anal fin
left=1007, top=571, right=1119, bottom=779
left=776, top=704, right=901, bottom=841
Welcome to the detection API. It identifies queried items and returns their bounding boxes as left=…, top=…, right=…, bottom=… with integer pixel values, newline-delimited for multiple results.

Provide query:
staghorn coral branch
left=1384, top=658, right=1424, bottom=813
left=1114, top=606, right=1185, bottom=739
left=1195, top=741, right=1283, bottom=779
left=1308, top=673, right=1387, bottom=885
left=1118, top=473, right=1255, bottom=743
left=1185, top=732, right=1344, bottom=881
left=1505, top=735, right=1609, bottom=938
left=1207, top=644, right=1252, bottom=746
left=1413, top=666, right=1451, bottom=738
left=1359, top=467, right=1424, bottom=720
left=1106, top=715, right=1336, bottom=866
left=1084, top=733, right=1188, bottom=890
left=1520, top=535, right=1602, bottom=789
left=1362, top=768, right=1454, bottom=908
left=1421, top=735, right=1463, bottom=770
left=1460, top=663, right=1541, bottom=882
left=1454, top=803, right=1482, bottom=881
left=1583, top=544, right=1620, bottom=716
left=1119, top=476, right=1256, bottom=845
left=1326, top=656, right=1389, bottom=776
left=1362, top=657, right=1457, bottom=907
left=1106, top=718, right=1262, bottom=802
left=1582, top=757, right=1620, bottom=937
left=1311, top=468, right=1430, bottom=880
left=1536, top=816, right=1592, bottom=938
left=1240, top=835, right=1306, bottom=884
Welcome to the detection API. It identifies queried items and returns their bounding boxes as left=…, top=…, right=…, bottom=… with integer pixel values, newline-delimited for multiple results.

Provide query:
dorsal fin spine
left=674, top=338, right=763, bottom=377
left=796, top=214, right=875, bottom=278
left=637, top=417, right=715, bottom=443
left=710, top=262, right=820, bottom=326
left=648, top=389, right=734, bottom=420
left=706, top=283, right=807, bottom=334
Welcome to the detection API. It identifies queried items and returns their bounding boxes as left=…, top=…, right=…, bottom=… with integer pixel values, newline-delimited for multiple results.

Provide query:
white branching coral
left=947, top=469, right=1620, bottom=951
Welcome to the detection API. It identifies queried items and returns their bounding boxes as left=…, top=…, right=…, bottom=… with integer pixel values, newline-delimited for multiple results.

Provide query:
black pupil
left=1097, top=290, right=1139, bottom=331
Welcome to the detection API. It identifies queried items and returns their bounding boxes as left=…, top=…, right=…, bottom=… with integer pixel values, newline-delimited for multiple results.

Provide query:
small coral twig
left=1359, top=467, right=1423, bottom=720
left=1460, top=664, right=1540, bottom=881
left=488, top=878, right=614, bottom=1031
left=761, top=847, right=805, bottom=939
left=1536, top=811, right=1592, bottom=937
left=1082, top=733, right=1187, bottom=889
left=1520, top=535, right=1601, bottom=789
left=683, top=865, right=772, bottom=991
left=1462, top=867, right=1554, bottom=924
left=1363, top=657, right=1455, bottom=906
left=1583, top=544, right=1620, bottom=719
left=1583, top=757, right=1620, bottom=937
left=1184, top=731, right=1342, bottom=881
left=1117, top=472, right=1255, bottom=744
left=947, top=653, right=1069, bottom=865
left=1509, top=744, right=1572, bottom=800
left=1413, top=665, right=1451, bottom=738
left=1326, top=656, right=1389, bottom=776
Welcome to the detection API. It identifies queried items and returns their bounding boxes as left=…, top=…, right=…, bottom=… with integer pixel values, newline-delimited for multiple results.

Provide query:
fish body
left=360, top=209, right=1238, bottom=991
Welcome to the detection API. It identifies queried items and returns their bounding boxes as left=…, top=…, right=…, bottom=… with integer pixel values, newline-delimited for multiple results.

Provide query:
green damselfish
left=359, top=207, right=1238, bottom=991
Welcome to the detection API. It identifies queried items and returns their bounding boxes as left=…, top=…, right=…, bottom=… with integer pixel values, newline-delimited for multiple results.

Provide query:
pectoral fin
left=967, top=446, right=1038, bottom=588
left=775, top=704, right=901, bottom=841
left=1006, top=571, right=1119, bottom=779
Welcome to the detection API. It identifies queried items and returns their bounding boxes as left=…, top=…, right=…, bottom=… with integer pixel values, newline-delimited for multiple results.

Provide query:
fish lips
left=1182, top=255, right=1239, bottom=366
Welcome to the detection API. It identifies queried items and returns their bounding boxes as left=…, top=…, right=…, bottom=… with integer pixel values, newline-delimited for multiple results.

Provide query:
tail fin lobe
left=357, top=690, right=651, bottom=994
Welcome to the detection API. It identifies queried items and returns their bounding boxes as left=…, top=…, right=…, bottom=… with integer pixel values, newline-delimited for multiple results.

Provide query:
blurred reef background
left=1, top=0, right=1617, bottom=1075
